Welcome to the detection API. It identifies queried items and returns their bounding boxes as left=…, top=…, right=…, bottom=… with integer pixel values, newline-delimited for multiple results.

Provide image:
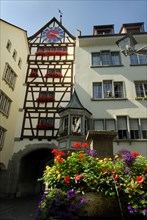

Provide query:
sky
left=1, top=0, right=147, bottom=37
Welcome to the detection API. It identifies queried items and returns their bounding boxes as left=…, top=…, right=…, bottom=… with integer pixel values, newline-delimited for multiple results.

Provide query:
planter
left=78, top=192, right=147, bottom=220
left=78, top=192, right=121, bottom=218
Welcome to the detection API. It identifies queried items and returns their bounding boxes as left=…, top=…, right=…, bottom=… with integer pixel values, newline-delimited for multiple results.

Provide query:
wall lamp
left=116, top=33, right=147, bottom=56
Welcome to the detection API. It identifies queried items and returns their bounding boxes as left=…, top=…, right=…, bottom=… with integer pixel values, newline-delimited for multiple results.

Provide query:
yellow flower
left=57, top=174, right=61, bottom=180
left=46, top=166, right=50, bottom=170
left=71, top=152, right=75, bottom=156
left=56, top=171, right=59, bottom=174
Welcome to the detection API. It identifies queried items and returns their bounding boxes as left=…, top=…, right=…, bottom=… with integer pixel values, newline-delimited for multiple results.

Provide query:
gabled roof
left=58, top=90, right=92, bottom=115
left=28, top=17, right=75, bottom=40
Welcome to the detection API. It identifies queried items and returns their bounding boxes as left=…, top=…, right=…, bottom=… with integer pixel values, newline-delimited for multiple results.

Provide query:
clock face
left=42, top=27, right=64, bottom=43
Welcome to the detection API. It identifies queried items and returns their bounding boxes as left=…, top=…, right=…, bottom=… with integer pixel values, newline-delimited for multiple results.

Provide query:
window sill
left=91, top=98, right=128, bottom=101
left=91, top=65, right=124, bottom=68
left=130, top=64, right=147, bottom=66
left=114, top=139, right=147, bottom=145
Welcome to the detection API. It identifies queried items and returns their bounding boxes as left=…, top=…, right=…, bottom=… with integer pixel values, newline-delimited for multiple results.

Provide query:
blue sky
left=1, top=0, right=147, bottom=37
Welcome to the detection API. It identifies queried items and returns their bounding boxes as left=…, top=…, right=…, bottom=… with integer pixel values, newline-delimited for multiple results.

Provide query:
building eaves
left=0, top=19, right=27, bottom=34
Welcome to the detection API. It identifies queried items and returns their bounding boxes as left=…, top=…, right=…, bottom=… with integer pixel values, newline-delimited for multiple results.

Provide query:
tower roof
left=58, top=90, right=92, bottom=115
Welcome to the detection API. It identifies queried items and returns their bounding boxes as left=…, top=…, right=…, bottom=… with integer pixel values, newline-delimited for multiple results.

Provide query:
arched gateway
left=6, top=143, right=56, bottom=197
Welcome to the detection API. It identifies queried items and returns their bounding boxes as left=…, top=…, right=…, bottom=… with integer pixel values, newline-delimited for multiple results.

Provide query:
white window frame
left=0, top=90, right=11, bottom=116
left=93, top=81, right=125, bottom=99
left=135, top=81, right=147, bottom=97
left=12, top=49, right=17, bottom=61
left=6, top=40, right=12, bottom=52
left=3, top=63, right=17, bottom=89
left=0, top=126, right=6, bottom=149
left=130, top=51, right=147, bottom=65
left=18, top=58, right=22, bottom=68
left=92, top=51, right=121, bottom=66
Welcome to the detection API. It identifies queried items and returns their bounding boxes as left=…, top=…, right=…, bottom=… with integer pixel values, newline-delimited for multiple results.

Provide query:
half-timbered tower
left=21, top=17, right=75, bottom=141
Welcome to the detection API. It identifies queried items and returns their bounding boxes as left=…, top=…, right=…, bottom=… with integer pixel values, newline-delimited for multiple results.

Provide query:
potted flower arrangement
left=36, top=143, right=147, bottom=220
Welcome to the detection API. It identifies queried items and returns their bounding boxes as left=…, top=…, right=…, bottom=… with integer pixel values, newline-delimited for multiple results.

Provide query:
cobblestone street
left=0, top=196, right=41, bottom=220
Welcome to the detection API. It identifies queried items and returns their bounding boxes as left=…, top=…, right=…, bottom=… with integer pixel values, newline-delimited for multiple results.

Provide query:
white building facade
left=75, top=23, right=147, bottom=157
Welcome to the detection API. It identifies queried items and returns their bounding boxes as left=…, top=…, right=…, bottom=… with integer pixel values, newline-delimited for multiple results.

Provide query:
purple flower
left=144, top=209, right=147, bottom=213
left=142, top=195, right=146, bottom=200
left=124, top=169, right=131, bottom=174
left=86, top=149, right=97, bottom=156
left=80, top=198, right=86, bottom=204
left=68, top=193, right=75, bottom=199
left=122, top=152, right=136, bottom=167
left=127, top=205, right=137, bottom=214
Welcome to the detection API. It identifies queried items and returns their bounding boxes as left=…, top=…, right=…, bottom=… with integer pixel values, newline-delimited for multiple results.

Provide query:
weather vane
left=58, top=9, right=63, bottom=24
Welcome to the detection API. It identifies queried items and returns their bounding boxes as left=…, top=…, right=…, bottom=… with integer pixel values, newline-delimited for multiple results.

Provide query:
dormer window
left=119, top=22, right=144, bottom=34
left=93, top=25, right=114, bottom=35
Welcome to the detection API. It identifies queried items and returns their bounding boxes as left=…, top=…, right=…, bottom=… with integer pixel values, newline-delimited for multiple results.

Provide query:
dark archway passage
left=17, top=148, right=54, bottom=197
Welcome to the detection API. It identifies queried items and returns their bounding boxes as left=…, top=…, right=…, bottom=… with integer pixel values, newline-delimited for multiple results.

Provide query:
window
left=94, top=119, right=104, bottom=130
left=0, top=126, right=6, bottom=149
left=117, top=116, right=128, bottom=139
left=40, top=91, right=54, bottom=97
left=3, top=63, right=17, bottom=89
left=130, top=119, right=140, bottom=139
left=135, top=81, right=147, bottom=97
left=6, top=40, right=12, bottom=52
left=18, top=58, right=22, bottom=68
left=12, top=50, right=17, bottom=61
left=141, top=119, right=147, bottom=139
left=93, top=81, right=124, bottom=99
left=59, top=116, right=69, bottom=136
left=71, top=116, right=82, bottom=134
left=37, top=118, right=54, bottom=129
left=94, top=119, right=116, bottom=131
left=130, top=52, right=147, bottom=65
left=105, top=119, right=116, bottom=130
left=92, top=51, right=121, bottom=66
left=0, top=90, right=11, bottom=116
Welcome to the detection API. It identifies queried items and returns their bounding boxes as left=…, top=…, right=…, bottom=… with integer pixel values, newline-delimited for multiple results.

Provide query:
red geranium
left=136, top=176, right=144, bottom=184
left=131, top=152, right=140, bottom=157
left=73, top=142, right=81, bottom=148
left=81, top=142, right=89, bottom=148
left=51, top=149, right=58, bottom=154
left=64, top=176, right=70, bottom=184
left=75, top=175, right=81, bottom=181
left=102, top=170, right=108, bottom=174
left=114, top=174, right=119, bottom=181
left=78, top=153, right=85, bottom=158
left=55, top=157, right=64, bottom=163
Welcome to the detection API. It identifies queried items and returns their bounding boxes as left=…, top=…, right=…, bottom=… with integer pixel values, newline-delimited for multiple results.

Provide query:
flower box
left=36, top=124, right=54, bottom=130
left=29, top=72, right=38, bottom=77
left=45, top=72, right=63, bottom=78
left=135, top=96, right=147, bottom=100
left=35, top=51, right=68, bottom=56
left=36, top=96, right=55, bottom=103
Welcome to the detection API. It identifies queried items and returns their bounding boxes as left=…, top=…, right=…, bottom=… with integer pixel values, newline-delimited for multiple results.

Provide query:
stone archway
left=5, top=143, right=57, bottom=197
left=17, top=148, right=54, bottom=197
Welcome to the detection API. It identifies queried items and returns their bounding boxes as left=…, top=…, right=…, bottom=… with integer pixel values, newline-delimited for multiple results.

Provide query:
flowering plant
left=35, top=188, right=86, bottom=220
left=36, top=96, right=55, bottom=103
left=45, top=72, right=63, bottom=78
left=38, top=143, right=147, bottom=219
